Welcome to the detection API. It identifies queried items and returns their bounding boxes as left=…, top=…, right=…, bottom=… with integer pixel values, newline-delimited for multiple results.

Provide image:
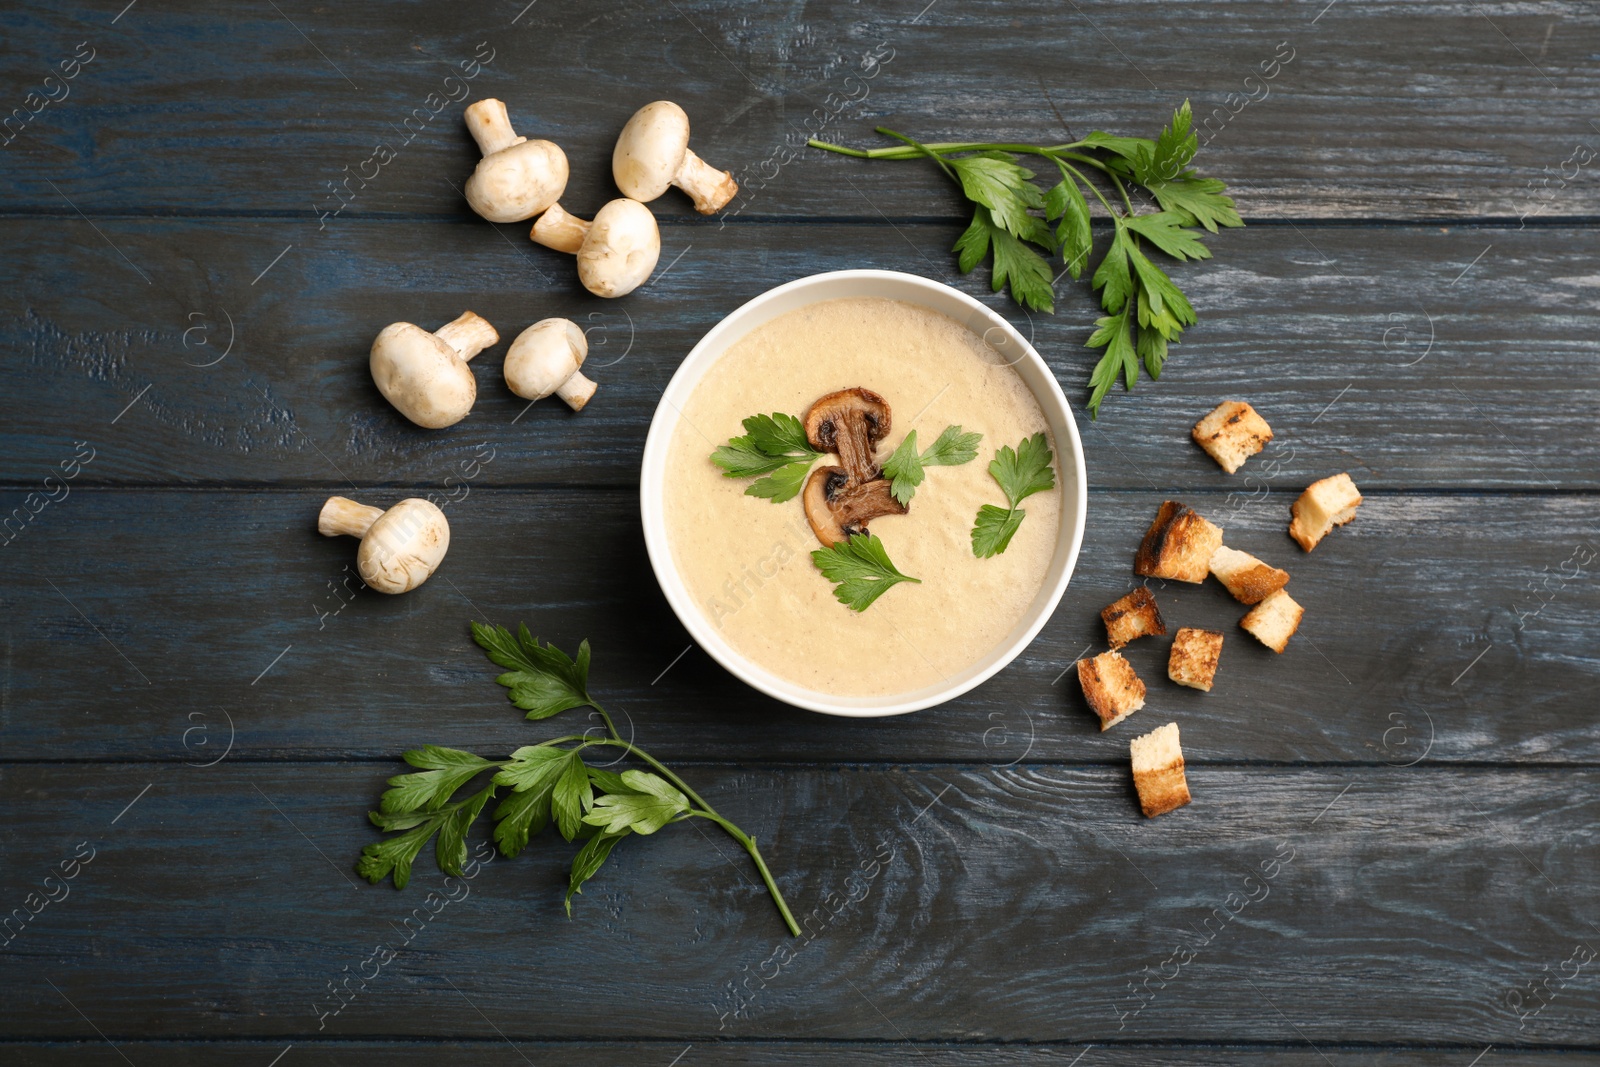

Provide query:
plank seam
left=0, top=1036, right=1593, bottom=1051
left=0, top=210, right=1597, bottom=230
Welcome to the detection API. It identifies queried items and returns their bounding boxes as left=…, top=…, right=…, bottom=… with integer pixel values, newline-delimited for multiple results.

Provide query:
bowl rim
left=639, top=269, right=1088, bottom=717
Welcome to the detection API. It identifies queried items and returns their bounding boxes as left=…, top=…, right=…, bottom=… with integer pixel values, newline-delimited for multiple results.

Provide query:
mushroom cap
left=803, top=466, right=853, bottom=547
left=504, top=318, right=588, bottom=400
left=370, top=322, right=478, bottom=429
left=612, top=101, right=691, bottom=202
left=802, top=466, right=907, bottom=548
left=803, top=387, right=892, bottom=482
left=465, top=138, right=570, bottom=223
left=356, top=498, right=450, bottom=594
left=576, top=198, right=661, bottom=298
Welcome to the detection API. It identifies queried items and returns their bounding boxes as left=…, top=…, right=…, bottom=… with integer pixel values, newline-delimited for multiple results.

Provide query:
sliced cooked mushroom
left=802, top=465, right=907, bottom=548
left=529, top=198, right=661, bottom=298
left=803, top=388, right=892, bottom=483
left=318, top=496, right=450, bottom=594
left=462, top=99, right=569, bottom=223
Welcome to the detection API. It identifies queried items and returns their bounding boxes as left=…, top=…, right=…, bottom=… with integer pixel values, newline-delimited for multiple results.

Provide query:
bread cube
left=1168, top=627, right=1224, bottom=691
left=1077, top=650, right=1146, bottom=731
left=1208, top=545, right=1290, bottom=605
left=1101, top=587, right=1167, bottom=649
left=1130, top=722, right=1191, bottom=817
left=1289, top=473, right=1362, bottom=552
left=1135, top=501, right=1224, bottom=584
left=1240, top=588, right=1304, bottom=653
left=1192, top=400, right=1273, bottom=473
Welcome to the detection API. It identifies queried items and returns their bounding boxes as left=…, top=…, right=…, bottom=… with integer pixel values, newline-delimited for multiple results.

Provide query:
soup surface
left=664, top=297, right=1061, bottom=697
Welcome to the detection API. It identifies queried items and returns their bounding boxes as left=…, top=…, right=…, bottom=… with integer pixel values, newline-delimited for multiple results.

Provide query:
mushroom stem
left=804, top=388, right=893, bottom=484
left=674, top=148, right=739, bottom=214
left=318, top=496, right=385, bottom=539
left=556, top=370, right=598, bottom=411
left=802, top=466, right=906, bottom=547
left=504, top=318, right=598, bottom=411
left=433, top=310, right=499, bottom=362
left=528, top=202, right=589, bottom=253
left=463, top=98, right=527, bottom=157
left=317, top=497, right=450, bottom=595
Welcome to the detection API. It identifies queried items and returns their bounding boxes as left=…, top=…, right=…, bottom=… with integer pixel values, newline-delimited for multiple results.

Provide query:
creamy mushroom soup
left=665, top=297, right=1060, bottom=698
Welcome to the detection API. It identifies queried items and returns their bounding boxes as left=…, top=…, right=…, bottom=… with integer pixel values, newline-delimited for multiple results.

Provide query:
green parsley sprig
left=881, top=425, right=983, bottom=506
left=971, top=433, right=1056, bottom=558
left=810, top=101, right=1243, bottom=417
left=711, top=412, right=821, bottom=502
left=812, top=533, right=920, bottom=611
left=357, top=622, right=800, bottom=937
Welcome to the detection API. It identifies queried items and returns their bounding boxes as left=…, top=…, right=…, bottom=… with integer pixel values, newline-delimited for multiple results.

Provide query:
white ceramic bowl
left=639, top=269, right=1088, bottom=717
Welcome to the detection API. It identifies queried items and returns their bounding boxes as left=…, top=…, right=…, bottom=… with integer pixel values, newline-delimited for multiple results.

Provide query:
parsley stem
left=691, top=811, right=802, bottom=937
left=588, top=707, right=717, bottom=813
left=529, top=734, right=591, bottom=750
left=1056, top=160, right=1121, bottom=219
left=808, top=136, right=1089, bottom=158
left=810, top=135, right=1136, bottom=219
left=592, top=707, right=621, bottom=741
left=1107, top=172, right=1136, bottom=216
left=589, top=708, right=802, bottom=937
left=872, top=128, right=955, bottom=180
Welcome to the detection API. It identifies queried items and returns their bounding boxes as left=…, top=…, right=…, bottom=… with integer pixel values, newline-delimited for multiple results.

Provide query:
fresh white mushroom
left=612, top=100, right=738, bottom=214
left=529, top=198, right=661, bottom=298
left=462, top=98, right=570, bottom=223
left=370, top=311, right=498, bottom=429
left=317, top=496, right=450, bottom=594
left=503, top=318, right=596, bottom=411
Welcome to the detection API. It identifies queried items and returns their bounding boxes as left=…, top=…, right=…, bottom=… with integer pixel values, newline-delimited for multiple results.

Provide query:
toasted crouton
left=1289, top=473, right=1363, bottom=552
left=1168, top=627, right=1224, bottom=691
left=1192, top=400, right=1273, bottom=473
left=1135, top=501, right=1224, bottom=584
left=1208, top=545, right=1290, bottom=605
left=1102, top=588, right=1167, bottom=649
left=1240, top=588, right=1304, bottom=653
left=1130, top=722, right=1191, bottom=817
left=1077, top=650, right=1146, bottom=731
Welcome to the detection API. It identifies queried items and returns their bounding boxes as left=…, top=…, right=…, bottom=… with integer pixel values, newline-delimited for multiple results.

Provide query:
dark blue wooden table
left=3, top=1, right=1598, bottom=1063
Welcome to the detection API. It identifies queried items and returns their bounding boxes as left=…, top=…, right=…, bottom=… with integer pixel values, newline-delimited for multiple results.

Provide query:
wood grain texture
left=0, top=488, right=1589, bottom=763
left=3, top=219, right=1597, bottom=490
left=2, top=0, right=1596, bottom=220
left=4, top=0, right=1598, bottom=1057
left=0, top=762, right=1594, bottom=1045
left=4, top=1044, right=1593, bottom=1066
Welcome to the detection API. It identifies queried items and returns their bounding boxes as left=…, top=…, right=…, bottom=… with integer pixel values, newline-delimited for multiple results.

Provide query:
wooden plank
left=0, top=762, right=1593, bottom=1045
left=0, top=1041, right=1582, bottom=1065
left=2, top=1, right=1596, bottom=220
left=4, top=220, right=1597, bottom=491
left=1, top=488, right=1590, bottom=763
